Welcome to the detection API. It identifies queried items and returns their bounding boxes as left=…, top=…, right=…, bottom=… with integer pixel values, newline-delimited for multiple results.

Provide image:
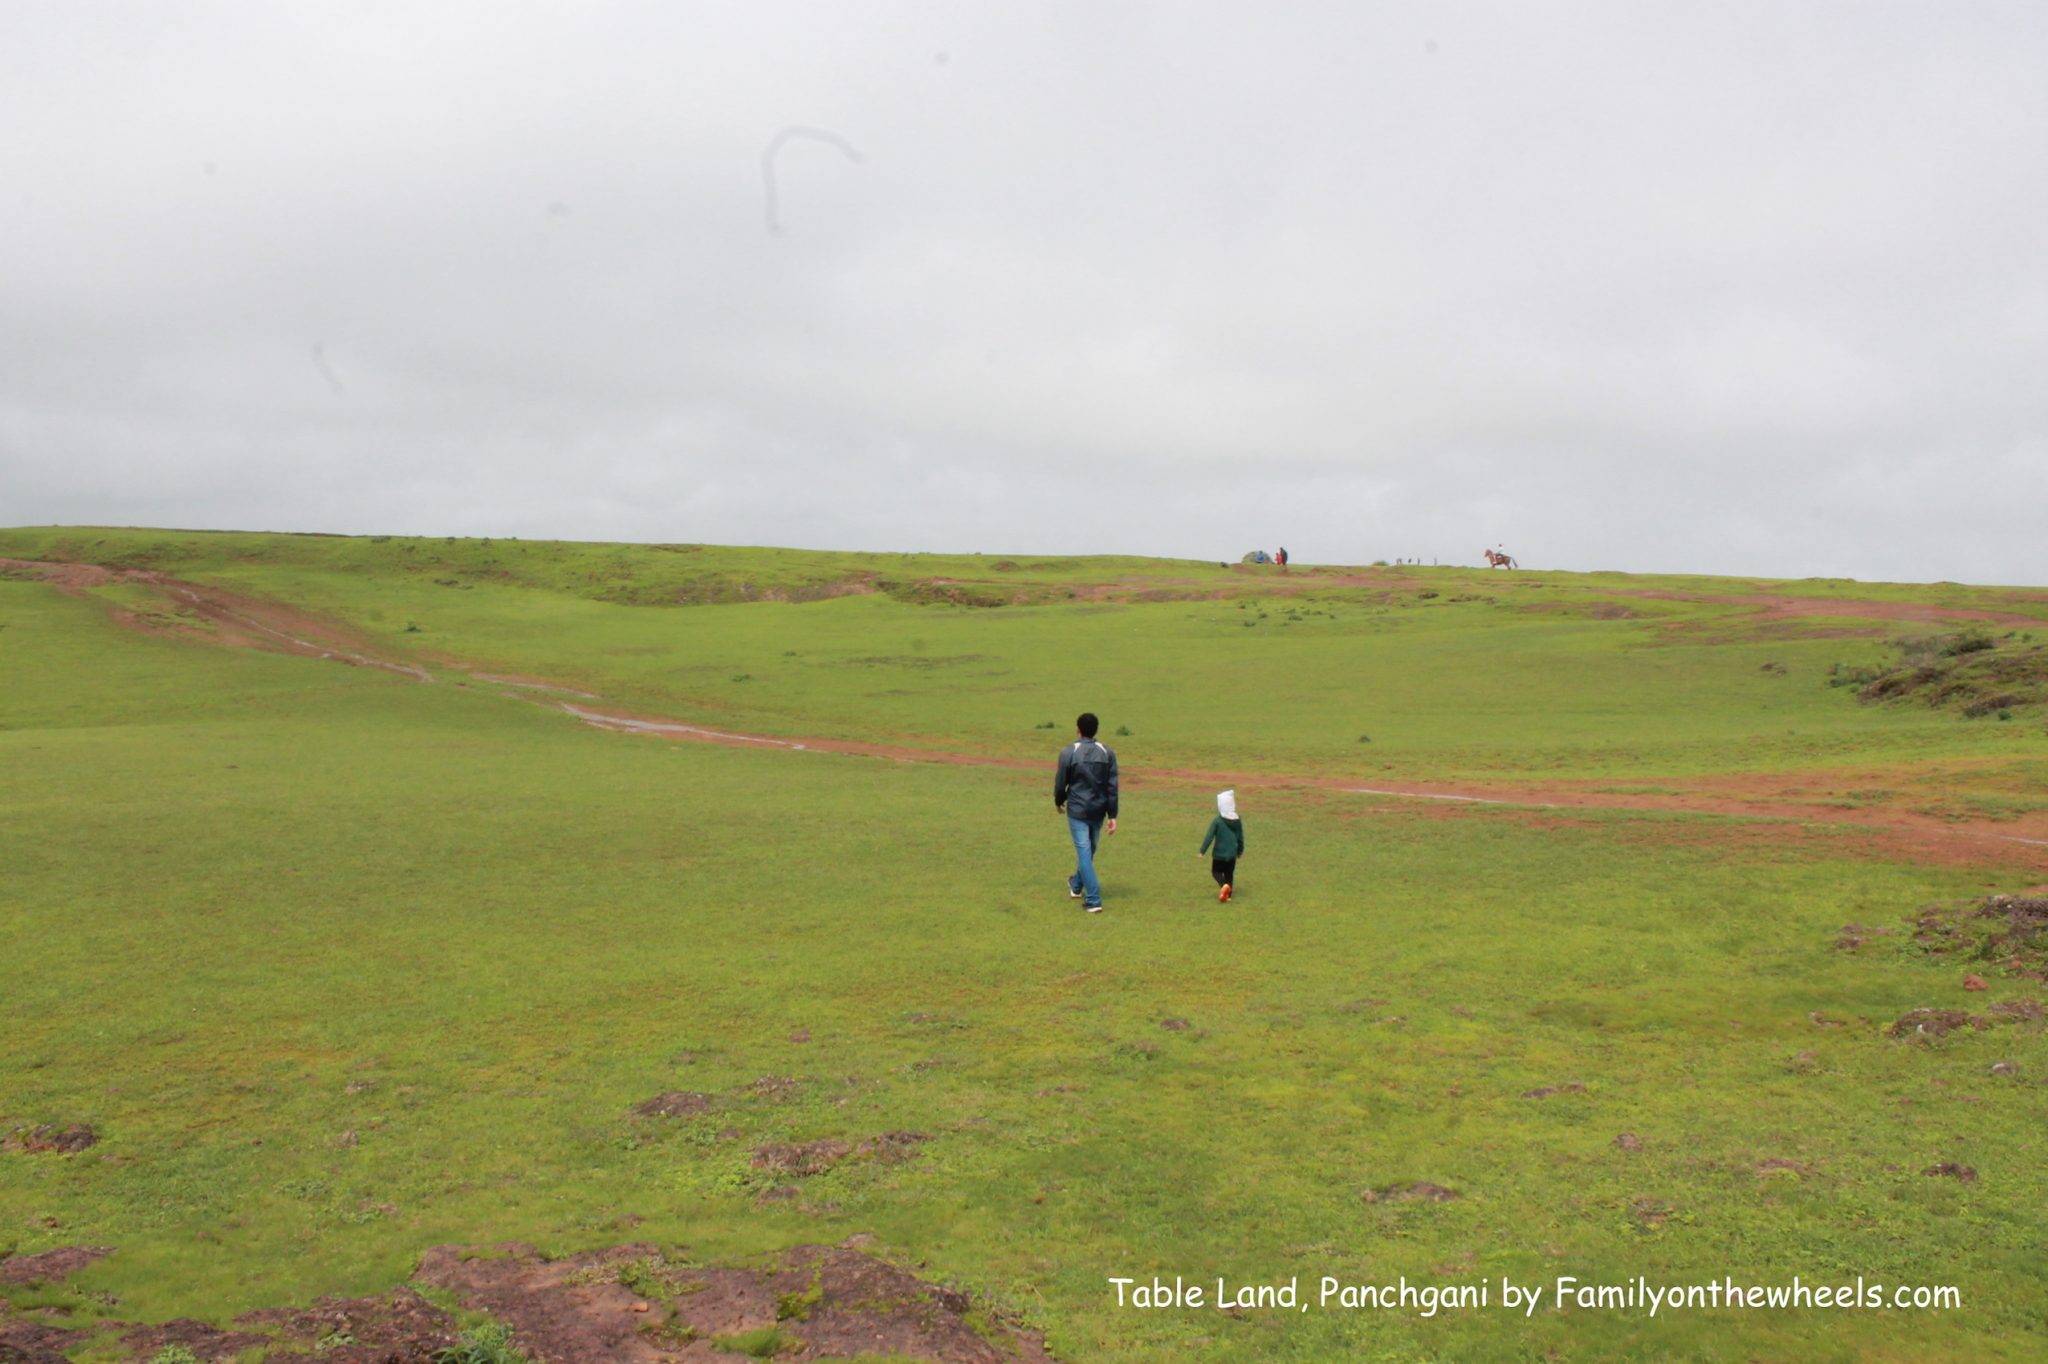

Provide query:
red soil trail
left=559, top=703, right=2048, bottom=869
left=1, top=557, right=433, bottom=682
left=1613, top=588, right=2048, bottom=629
left=11, top=556, right=2046, bottom=869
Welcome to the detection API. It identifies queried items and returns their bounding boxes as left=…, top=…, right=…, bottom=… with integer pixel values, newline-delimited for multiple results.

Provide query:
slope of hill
left=3, top=527, right=2046, bottom=1362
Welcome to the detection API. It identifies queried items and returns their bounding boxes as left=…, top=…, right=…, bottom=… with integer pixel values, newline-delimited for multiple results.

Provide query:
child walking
left=1198, top=789, right=1245, bottom=902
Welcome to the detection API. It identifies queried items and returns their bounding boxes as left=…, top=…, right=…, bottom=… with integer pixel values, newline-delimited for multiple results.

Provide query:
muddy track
left=1, top=557, right=434, bottom=682
left=11, top=557, right=2046, bottom=868
left=557, top=699, right=2048, bottom=867
left=1611, top=588, right=2048, bottom=629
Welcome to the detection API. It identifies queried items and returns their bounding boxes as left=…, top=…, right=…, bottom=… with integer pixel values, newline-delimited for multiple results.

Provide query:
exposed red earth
left=8, top=556, right=2046, bottom=870
left=1612, top=588, right=2048, bottom=630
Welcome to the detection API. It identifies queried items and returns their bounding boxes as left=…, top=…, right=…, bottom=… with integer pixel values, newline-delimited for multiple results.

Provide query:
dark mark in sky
left=760, top=125, right=866, bottom=237
left=310, top=343, right=344, bottom=396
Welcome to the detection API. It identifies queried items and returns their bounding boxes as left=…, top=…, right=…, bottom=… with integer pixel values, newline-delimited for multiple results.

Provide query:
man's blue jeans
left=1067, top=813, right=1105, bottom=907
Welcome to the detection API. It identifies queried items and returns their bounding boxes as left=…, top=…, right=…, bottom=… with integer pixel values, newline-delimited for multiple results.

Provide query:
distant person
left=1054, top=712, right=1119, bottom=914
left=1198, top=789, right=1246, bottom=902
left=1276, top=547, right=1289, bottom=567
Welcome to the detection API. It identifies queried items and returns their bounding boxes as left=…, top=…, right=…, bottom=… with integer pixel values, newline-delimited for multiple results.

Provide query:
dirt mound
left=0, top=1307, right=81, bottom=1364
left=1887, top=1008, right=1980, bottom=1038
left=630, top=1092, right=713, bottom=1119
left=1, top=1124, right=97, bottom=1155
left=416, top=1240, right=1052, bottom=1364
left=1886, top=1000, right=2042, bottom=1038
left=1922, top=1163, right=1978, bottom=1182
left=749, top=1129, right=927, bottom=1180
left=1520, top=1083, right=1586, bottom=1100
left=121, top=1317, right=272, bottom=1361
left=1834, top=923, right=1897, bottom=952
left=858, top=1130, right=930, bottom=1162
left=0, top=1245, right=110, bottom=1285
left=1360, top=1181, right=1459, bottom=1203
left=234, top=1286, right=460, bottom=1362
left=1909, top=894, right=2048, bottom=975
left=754, top=1139, right=853, bottom=1177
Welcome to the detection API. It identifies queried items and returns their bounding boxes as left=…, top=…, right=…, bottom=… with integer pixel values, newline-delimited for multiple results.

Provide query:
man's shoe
left=1085, top=903, right=1103, bottom=914
left=1068, top=886, right=1084, bottom=899
left=1220, top=884, right=1233, bottom=902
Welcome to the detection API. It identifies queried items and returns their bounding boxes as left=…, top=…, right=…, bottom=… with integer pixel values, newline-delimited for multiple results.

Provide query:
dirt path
left=1613, top=588, right=2048, bottom=629
left=11, top=555, right=2045, bottom=869
left=1, top=557, right=434, bottom=682
left=555, top=699, right=2048, bottom=868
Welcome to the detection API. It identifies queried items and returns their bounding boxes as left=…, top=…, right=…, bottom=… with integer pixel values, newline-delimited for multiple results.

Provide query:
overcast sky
left=3, top=2, right=2044, bottom=582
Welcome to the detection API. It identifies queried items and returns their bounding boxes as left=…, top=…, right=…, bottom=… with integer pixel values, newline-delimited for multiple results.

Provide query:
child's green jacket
left=1200, top=816, right=1245, bottom=860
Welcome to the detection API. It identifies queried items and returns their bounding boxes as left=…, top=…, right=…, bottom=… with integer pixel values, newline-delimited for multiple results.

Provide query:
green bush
left=435, top=1323, right=529, bottom=1364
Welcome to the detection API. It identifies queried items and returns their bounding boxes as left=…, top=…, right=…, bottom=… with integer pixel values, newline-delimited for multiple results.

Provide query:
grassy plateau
left=3, top=526, right=2047, bottom=1362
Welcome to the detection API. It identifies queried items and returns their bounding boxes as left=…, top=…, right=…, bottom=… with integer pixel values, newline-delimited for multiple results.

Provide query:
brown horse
left=1483, top=548, right=1518, bottom=569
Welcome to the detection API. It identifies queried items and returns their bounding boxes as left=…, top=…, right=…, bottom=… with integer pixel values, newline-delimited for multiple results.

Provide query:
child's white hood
left=1217, top=789, right=1238, bottom=820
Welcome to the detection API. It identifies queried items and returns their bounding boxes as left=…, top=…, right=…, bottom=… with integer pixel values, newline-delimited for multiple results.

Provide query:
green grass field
left=4, top=528, right=2046, bottom=1361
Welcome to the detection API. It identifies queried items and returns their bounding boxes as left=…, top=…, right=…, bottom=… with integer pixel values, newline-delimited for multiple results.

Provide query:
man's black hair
left=1076, top=712, right=1099, bottom=738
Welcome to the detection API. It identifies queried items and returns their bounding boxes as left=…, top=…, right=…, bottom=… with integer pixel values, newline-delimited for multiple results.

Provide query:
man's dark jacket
left=1054, top=737, right=1119, bottom=821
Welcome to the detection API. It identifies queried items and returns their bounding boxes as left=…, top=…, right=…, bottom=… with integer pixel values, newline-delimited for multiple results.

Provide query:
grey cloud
left=3, top=1, right=2044, bottom=580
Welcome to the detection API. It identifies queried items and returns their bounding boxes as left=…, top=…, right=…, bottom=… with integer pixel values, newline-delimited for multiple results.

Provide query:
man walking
left=1054, top=712, right=1119, bottom=913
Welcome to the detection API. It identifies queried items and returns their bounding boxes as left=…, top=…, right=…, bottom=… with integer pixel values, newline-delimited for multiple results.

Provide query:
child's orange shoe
left=1219, top=883, right=1232, bottom=902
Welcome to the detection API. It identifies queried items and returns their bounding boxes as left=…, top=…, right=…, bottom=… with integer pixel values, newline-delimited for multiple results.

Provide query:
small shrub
left=1115, top=725, right=1132, bottom=737
left=1943, top=628, right=1997, bottom=657
left=640, top=1312, right=697, bottom=1346
left=1356, top=734, right=1372, bottom=744
left=435, top=1324, right=529, bottom=1364
left=713, top=1325, right=801, bottom=1358
left=776, top=1267, right=824, bottom=1321
left=616, top=1256, right=692, bottom=1299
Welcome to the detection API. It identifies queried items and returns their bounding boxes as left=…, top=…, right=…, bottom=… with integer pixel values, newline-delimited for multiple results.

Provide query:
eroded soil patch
left=1361, top=1181, right=1459, bottom=1204
left=233, top=1286, right=460, bottom=1362
left=121, top=1316, right=273, bottom=1362
left=0, top=1125, right=97, bottom=1155
left=749, top=1133, right=927, bottom=1179
left=631, top=1092, right=714, bottom=1119
left=416, top=1240, right=1051, bottom=1364
left=0, top=1246, right=110, bottom=1286
left=0, top=1307, right=81, bottom=1364
left=0, top=558, right=431, bottom=682
left=1909, top=894, right=2048, bottom=976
